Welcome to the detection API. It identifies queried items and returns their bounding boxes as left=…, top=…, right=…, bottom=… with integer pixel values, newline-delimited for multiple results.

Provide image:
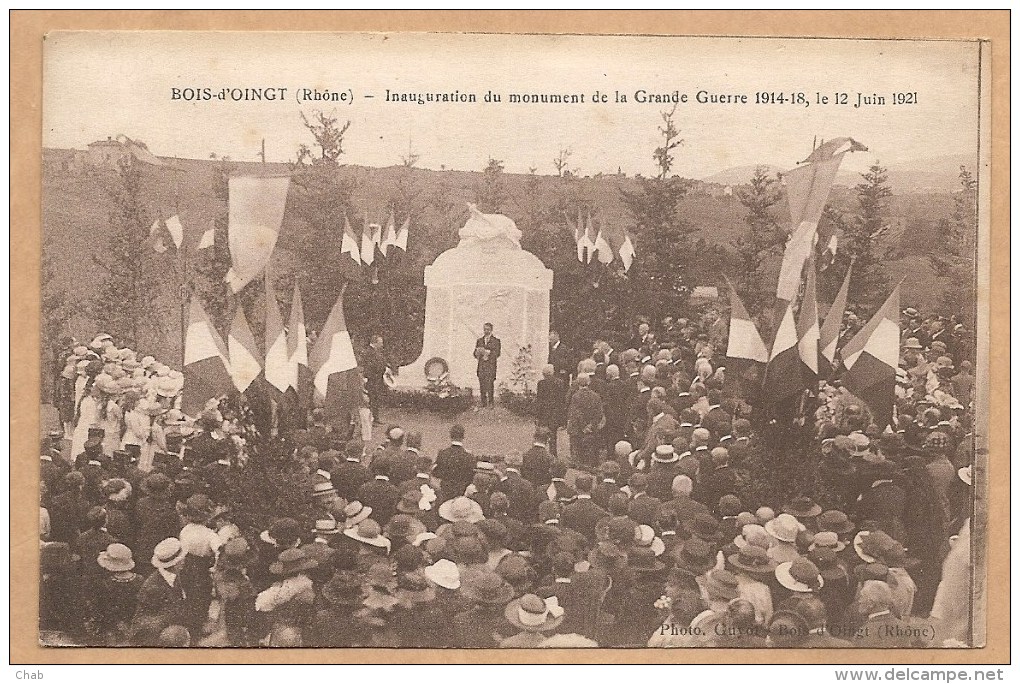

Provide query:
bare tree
left=553, top=147, right=573, bottom=177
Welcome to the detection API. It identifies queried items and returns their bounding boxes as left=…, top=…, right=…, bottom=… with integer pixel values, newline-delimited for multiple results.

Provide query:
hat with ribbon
left=704, top=568, right=740, bottom=601
left=151, top=538, right=187, bottom=569
left=854, top=530, right=896, bottom=563
left=385, top=514, right=427, bottom=545
left=463, top=570, right=515, bottom=605
left=653, top=444, right=679, bottom=464
left=816, top=510, right=855, bottom=535
left=775, top=558, right=824, bottom=593
left=902, top=337, right=924, bottom=350
left=343, top=519, right=392, bottom=552
left=673, top=537, right=716, bottom=575
left=342, top=501, right=373, bottom=529
left=269, top=547, right=319, bottom=576
left=808, top=530, right=846, bottom=553
left=727, top=544, right=777, bottom=577
left=311, top=479, right=338, bottom=499
left=313, top=518, right=342, bottom=536
left=782, top=495, right=822, bottom=519
left=504, top=594, right=565, bottom=632
left=627, top=545, right=666, bottom=574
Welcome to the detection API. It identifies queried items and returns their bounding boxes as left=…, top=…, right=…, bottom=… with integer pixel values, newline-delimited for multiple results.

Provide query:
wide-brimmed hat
left=688, top=513, right=723, bottom=542
left=854, top=530, right=896, bottom=563
left=261, top=517, right=302, bottom=547
left=151, top=538, right=187, bottom=569
left=853, top=562, right=890, bottom=582
left=902, top=337, right=923, bottom=350
left=775, top=558, right=824, bottom=593
left=765, top=514, right=805, bottom=544
left=342, top=501, right=373, bottom=529
left=816, top=510, right=855, bottom=535
left=807, top=547, right=848, bottom=583
left=397, top=489, right=423, bottom=514
left=395, top=570, right=437, bottom=605
left=269, top=547, right=319, bottom=576
left=880, top=542, right=922, bottom=570
left=809, top=531, right=846, bottom=553
left=97, top=543, right=135, bottom=572
left=733, top=523, right=770, bottom=550
left=463, top=570, right=515, bottom=605
left=438, top=496, right=484, bottom=524
left=674, top=537, right=716, bottom=575
left=627, top=546, right=666, bottom=573
left=424, top=558, right=461, bottom=590
left=321, top=570, right=366, bottom=607
left=140, top=473, right=173, bottom=496
left=385, top=514, right=427, bottom=544
left=183, top=493, right=216, bottom=523
left=344, top=519, right=392, bottom=552
left=727, top=544, right=777, bottom=576
left=504, top=594, right=565, bottom=632
left=704, top=569, right=740, bottom=600
left=782, top=496, right=822, bottom=518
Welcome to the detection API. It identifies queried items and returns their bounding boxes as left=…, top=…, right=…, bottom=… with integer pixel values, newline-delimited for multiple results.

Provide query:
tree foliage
left=842, top=162, right=892, bottom=308
left=619, top=106, right=695, bottom=321
left=734, top=166, right=785, bottom=315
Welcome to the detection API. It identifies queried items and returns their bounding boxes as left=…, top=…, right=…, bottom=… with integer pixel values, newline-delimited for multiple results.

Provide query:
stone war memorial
left=394, top=204, right=553, bottom=391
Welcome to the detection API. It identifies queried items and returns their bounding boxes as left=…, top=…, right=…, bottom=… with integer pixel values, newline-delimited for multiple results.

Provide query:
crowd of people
left=39, top=305, right=977, bottom=648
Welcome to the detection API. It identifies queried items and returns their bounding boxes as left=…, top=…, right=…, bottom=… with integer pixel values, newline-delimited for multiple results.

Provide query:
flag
left=776, top=141, right=859, bottom=300
left=618, top=232, right=636, bottom=272
left=182, top=298, right=233, bottom=415
left=819, top=264, right=851, bottom=373
left=380, top=210, right=397, bottom=256
left=572, top=208, right=591, bottom=262
left=819, top=233, right=838, bottom=271
left=225, top=176, right=291, bottom=293
left=584, top=213, right=599, bottom=264
left=263, top=271, right=293, bottom=394
left=308, top=287, right=363, bottom=423
left=800, top=137, right=868, bottom=164
left=796, top=262, right=820, bottom=380
left=197, top=227, right=215, bottom=250
left=760, top=302, right=803, bottom=402
left=724, top=278, right=768, bottom=363
left=394, top=217, right=409, bottom=250
left=593, top=226, right=613, bottom=265
left=340, top=215, right=361, bottom=264
left=165, top=215, right=184, bottom=249
left=840, top=283, right=901, bottom=428
left=361, top=222, right=379, bottom=266
left=287, top=281, right=314, bottom=408
left=227, top=306, right=262, bottom=393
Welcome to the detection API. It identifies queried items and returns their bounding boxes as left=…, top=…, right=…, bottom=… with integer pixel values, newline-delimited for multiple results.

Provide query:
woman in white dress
left=122, top=396, right=165, bottom=473
left=95, top=377, right=124, bottom=456
left=70, top=381, right=101, bottom=459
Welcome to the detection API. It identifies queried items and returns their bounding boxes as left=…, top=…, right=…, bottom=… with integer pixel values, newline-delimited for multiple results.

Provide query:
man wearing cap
left=332, top=440, right=371, bottom=501
left=357, top=460, right=401, bottom=525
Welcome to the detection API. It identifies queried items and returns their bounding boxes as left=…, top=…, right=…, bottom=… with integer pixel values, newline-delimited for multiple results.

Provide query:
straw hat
left=438, top=496, right=484, bottom=524
left=343, top=519, right=392, bottom=552
left=424, top=559, right=461, bottom=590
left=775, top=558, right=824, bottom=593
left=504, top=594, right=565, bottom=632
left=765, top=514, right=805, bottom=544
left=342, top=501, right=373, bottom=528
left=151, top=538, right=187, bottom=569
left=269, top=547, right=319, bottom=576
left=97, top=543, right=135, bottom=572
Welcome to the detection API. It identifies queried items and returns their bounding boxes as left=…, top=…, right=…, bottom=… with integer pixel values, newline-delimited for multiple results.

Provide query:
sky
left=43, top=32, right=982, bottom=178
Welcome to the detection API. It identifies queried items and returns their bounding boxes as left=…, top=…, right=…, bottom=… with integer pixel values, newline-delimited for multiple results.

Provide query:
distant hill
left=703, top=153, right=977, bottom=194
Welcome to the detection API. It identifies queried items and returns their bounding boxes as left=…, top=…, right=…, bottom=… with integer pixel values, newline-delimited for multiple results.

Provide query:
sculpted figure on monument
left=458, top=203, right=523, bottom=250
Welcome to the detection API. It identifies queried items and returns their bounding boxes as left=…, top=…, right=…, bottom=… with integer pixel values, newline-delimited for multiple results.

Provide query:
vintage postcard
left=26, top=25, right=998, bottom=660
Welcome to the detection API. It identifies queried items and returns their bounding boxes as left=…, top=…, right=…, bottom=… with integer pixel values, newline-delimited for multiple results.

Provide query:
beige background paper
left=10, top=10, right=1009, bottom=664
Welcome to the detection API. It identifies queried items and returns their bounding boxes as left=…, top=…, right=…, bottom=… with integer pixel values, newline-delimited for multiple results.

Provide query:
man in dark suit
left=626, top=473, right=662, bottom=527
left=332, top=439, right=371, bottom=501
left=600, top=364, right=634, bottom=452
left=566, top=373, right=605, bottom=470
left=521, top=427, right=554, bottom=487
left=132, top=538, right=189, bottom=645
left=535, top=364, right=567, bottom=457
left=697, top=447, right=740, bottom=512
left=701, top=389, right=733, bottom=440
left=357, top=461, right=401, bottom=525
left=547, top=330, right=573, bottom=385
left=496, top=453, right=537, bottom=523
left=363, top=335, right=388, bottom=425
left=561, top=475, right=609, bottom=543
left=434, top=424, right=476, bottom=502
left=474, top=323, right=501, bottom=407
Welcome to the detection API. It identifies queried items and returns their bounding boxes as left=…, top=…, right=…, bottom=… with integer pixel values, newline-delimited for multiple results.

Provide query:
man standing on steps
left=474, top=322, right=501, bottom=408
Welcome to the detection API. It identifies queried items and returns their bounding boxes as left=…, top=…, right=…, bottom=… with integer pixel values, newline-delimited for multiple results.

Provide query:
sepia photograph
left=30, top=27, right=992, bottom=655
